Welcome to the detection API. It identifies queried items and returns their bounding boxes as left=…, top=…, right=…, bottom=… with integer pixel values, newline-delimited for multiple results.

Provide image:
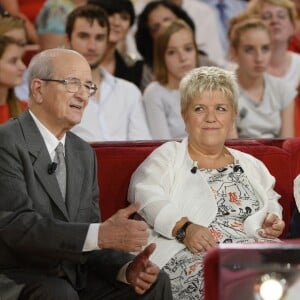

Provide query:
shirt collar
left=29, top=110, right=66, bottom=160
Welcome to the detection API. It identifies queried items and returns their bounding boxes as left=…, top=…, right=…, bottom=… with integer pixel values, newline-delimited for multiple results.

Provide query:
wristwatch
left=175, top=221, right=193, bottom=243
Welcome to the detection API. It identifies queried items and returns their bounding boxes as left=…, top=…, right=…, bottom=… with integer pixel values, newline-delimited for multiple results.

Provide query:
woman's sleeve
left=253, top=158, right=283, bottom=217
left=128, top=143, right=182, bottom=238
left=142, top=84, right=172, bottom=139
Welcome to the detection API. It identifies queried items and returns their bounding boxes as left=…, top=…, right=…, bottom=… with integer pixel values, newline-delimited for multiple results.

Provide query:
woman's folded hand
left=184, top=223, right=217, bottom=254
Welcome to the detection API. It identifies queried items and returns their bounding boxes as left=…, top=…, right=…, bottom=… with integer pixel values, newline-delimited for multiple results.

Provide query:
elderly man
left=0, top=48, right=172, bottom=300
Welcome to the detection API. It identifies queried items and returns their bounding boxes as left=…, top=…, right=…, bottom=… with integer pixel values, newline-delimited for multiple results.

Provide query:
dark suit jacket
left=0, top=110, right=132, bottom=290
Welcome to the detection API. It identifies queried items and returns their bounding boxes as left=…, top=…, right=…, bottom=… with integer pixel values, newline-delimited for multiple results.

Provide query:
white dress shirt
left=72, top=68, right=151, bottom=142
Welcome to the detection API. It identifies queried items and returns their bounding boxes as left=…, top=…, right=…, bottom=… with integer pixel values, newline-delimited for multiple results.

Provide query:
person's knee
left=151, top=270, right=171, bottom=292
left=141, top=270, right=173, bottom=300
left=156, top=270, right=171, bottom=286
left=20, top=277, right=79, bottom=300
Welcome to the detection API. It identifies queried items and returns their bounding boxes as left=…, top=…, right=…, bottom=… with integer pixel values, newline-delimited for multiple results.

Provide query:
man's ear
left=31, top=79, right=43, bottom=104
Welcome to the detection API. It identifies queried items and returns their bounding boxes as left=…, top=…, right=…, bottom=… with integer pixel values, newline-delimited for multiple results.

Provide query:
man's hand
left=260, top=213, right=285, bottom=239
left=98, top=202, right=149, bottom=252
left=126, top=243, right=160, bottom=295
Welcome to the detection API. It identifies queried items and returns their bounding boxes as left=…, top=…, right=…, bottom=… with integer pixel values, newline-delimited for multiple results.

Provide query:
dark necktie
left=216, top=1, right=227, bottom=29
left=54, top=142, right=66, bottom=200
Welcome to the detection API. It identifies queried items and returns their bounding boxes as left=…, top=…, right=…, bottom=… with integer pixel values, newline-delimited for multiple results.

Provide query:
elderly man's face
left=39, top=52, right=92, bottom=136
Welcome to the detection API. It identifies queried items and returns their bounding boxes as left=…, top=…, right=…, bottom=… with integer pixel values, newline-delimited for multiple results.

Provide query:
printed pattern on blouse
left=163, top=162, right=265, bottom=300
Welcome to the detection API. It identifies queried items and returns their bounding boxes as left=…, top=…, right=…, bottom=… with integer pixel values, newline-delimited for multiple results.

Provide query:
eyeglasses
left=41, top=77, right=97, bottom=97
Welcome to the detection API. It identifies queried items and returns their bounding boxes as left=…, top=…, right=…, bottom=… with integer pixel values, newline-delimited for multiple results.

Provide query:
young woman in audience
left=135, top=0, right=205, bottom=90
left=0, top=12, right=29, bottom=101
left=0, top=35, right=27, bottom=123
left=249, top=0, right=300, bottom=90
left=142, top=19, right=198, bottom=139
left=88, top=0, right=145, bottom=89
left=229, top=14, right=295, bottom=138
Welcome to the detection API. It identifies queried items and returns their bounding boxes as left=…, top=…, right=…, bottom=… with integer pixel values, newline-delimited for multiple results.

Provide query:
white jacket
left=128, top=138, right=282, bottom=267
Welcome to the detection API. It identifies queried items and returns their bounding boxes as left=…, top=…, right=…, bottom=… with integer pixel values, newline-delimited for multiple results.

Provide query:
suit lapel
left=19, top=110, right=70, bottom=221
left=65, top=134, right=83, bottom=221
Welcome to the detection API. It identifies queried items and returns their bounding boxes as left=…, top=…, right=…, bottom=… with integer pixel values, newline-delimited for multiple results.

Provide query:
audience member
left=128, top=66, right=285, bottom=299
left=160, top=0, right=226, bottom=64
left=67, top=5, right=151, bottom=141
left=199, top=0, right=248, bottom=55
left=142, top=19, right=198, bottom=139
left=0, top=0, right=45, bottom=24
left=249, top=0, right=300, bottom=90
left=229, top=15, right=295, bottom=138
left=0, top=12, right=30, bottom=100
left=88, top=0, right=145, bottom=89
left=0, top=36, right=27, bottom=124
left=0, top=47, right=173, bottom=300
left=135, top=1, right=196, bottom=89
left=0, top=0, right=40, bottom=44
left=36, top=0, right=86, bottom=50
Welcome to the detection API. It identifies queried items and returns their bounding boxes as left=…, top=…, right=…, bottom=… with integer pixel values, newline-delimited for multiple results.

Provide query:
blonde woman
left=142, top=19, right=198, bottom=139
left=229, top=15, right=295, bottom=138
left=249, top=0, right=300, bottom=89
left=129, top=66, right=284, bottom=300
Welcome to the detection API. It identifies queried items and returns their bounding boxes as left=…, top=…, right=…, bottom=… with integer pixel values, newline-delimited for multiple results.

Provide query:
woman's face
left=260, top=2, right=294, bottom=44
left=182, top=90, right=236, bottom=149
left=165, top=28, right=197, bottom=86
left=147, top=5, right=177, bottom=39
left=108, top=11, right=131, bottom=44
left=0, top=43, right=26, bottom=88
left=231, top=28, right=271, bottom=79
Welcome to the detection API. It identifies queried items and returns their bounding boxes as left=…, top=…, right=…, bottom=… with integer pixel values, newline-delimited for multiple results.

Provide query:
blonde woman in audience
left=142, top=19, right=198, bottom=139
left=0, top=36, right=27, bottom=124
left=249, top=0, right=300, bottom=90
left=229, top=14, right=295, bottom=138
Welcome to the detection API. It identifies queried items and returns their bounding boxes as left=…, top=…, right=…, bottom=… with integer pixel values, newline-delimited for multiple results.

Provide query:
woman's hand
left=260, top=213, right=285, bottom=239
left=184, top=223, right=217, bottom=254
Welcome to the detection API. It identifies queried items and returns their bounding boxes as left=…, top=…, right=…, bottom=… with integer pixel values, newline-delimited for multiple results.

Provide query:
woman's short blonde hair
left=179, top=66, right=239, bottom=113
left=153, top=19, right=198, bottom=85
left=248, top=0, right=297, bottom=27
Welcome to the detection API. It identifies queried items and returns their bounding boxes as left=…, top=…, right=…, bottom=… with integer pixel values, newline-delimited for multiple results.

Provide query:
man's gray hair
left=179, top=66, right=239, bottom=113
left=27, top=48, right=81, bottom=96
